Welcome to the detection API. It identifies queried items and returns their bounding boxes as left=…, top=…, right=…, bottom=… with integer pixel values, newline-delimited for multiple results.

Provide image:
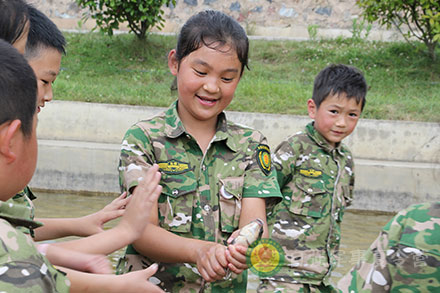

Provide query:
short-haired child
left=117, top=10, right=282, bottom=292
left=258, top=64, right=367, bottom=292
left=0, top=39, right=165, bottom=292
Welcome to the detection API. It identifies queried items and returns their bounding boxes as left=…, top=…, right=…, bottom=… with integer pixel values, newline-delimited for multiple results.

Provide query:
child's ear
left=307, top=99, right=317, bottom=119
left=168, top=49, right=179, bottom=76
left=0, top=120, right=22, bottom=164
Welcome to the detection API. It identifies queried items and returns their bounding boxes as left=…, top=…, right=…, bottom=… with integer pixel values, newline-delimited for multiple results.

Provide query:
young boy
left=0, top=39, right=164, bottom=292
left=338, top=201, right=440, bottom=292
left=116, top=10, right=282, bottom=292
left=7, top=5, right=127, bottom=242
left=259, top=64, right=367, bottom=292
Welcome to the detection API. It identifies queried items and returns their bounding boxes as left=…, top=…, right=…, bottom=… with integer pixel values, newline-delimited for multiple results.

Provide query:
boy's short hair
left=312, top=64, right=367, bottom=111
left=0, top=39, right=37, bottom=137
left=175, top=10, right=249, bottom=75
left=24, top=5, right=66, bottom=60
left=0, top=0, right=29, bottom=44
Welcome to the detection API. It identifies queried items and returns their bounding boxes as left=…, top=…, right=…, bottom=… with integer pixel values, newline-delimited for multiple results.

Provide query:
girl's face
left=168, top=43, right=242, bottom=128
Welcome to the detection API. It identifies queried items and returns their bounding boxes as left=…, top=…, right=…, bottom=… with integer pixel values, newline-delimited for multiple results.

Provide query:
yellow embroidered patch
left=299, top=168, right=322, bottom=178
left=158, top=159, right=191, bottom=174
left=256, top=144, right=271, bottom=176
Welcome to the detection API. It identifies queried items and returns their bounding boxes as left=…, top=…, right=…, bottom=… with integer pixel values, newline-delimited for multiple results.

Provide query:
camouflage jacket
left=4, top=186, right=39, bottom=237
left=338, top=201, right=440, bottom=292
left=116, top=101, right=282, bottom=292
left=267, top=122, right=355, bottom=285
left=0, top=200, right=70, bottom=292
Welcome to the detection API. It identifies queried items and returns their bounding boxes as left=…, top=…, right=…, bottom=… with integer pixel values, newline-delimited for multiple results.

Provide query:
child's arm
left=38, top=244, right=112, bottom=274
left=60, top=264, right=164, bottom=293
left=132, top=206, right=229, bottom=282
left=51, top=165, right=162, bottom=255
left=33, top=192, right=130, bottom=241
left=226, top=197, right=268, bottom=274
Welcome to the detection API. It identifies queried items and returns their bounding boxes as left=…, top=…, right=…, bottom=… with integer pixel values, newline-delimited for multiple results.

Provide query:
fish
left=230, top=218, right=264, bottom=247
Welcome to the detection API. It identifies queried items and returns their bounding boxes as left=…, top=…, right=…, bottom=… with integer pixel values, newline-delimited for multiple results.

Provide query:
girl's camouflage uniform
left=338, top=201, right=440, bottom=292
left=116, top=102, right=282, bottom=292
left=260, top=122, right=354, bottom=292
left=0, top=201, right=70, bottom=292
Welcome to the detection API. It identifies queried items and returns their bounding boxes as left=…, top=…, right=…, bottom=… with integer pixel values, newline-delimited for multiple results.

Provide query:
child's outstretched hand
left=75, top=192, right=130, bottom=237
left=195, top=242, right=229, bottom=282
left=118, top=164, right=162, bottom=238
left=225, top=244, right=248, bottom=274
left=118, top=263, right=164, bottom=292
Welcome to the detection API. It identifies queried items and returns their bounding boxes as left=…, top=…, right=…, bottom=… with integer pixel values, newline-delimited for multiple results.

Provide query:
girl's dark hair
left=175, top=10, right=249, bottom=75
left=312, top=64, right=367, bottom=111
left=0, top=39, right=37, bottom=138
left=0, top=0, right=29, bottom=44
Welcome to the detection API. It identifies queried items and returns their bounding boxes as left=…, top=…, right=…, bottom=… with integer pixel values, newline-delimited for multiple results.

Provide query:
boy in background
left=0, top=39, right=164, bottom=292
left=259, top=64, right=367, bottom=292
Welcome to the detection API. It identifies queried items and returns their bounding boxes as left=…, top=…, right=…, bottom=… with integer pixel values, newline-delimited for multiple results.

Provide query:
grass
left=55, top=32, right=440, bottom=122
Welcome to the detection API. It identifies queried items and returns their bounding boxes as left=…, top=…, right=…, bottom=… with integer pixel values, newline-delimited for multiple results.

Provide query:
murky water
left=34, top=191, right=395, bottom=291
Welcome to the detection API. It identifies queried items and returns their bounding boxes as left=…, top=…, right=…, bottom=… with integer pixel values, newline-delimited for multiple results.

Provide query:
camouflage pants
left=257, top=280, right=337, bottom=293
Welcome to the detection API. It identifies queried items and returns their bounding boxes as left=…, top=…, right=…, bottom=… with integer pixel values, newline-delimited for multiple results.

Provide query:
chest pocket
left=218, top=177, right=244, bottom=233
left=158, top=171, right=197, bottom=233
left=288, top=162, right=331, bottom=218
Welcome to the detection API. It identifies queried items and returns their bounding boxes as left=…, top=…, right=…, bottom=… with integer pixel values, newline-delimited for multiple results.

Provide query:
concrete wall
left=31, top=101, right=440, bottom=212
left=31, top=0, right=401, bottom=41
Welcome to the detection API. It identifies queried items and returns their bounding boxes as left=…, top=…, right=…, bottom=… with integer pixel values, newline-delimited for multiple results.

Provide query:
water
left=33, top=191, right=395, bottom=291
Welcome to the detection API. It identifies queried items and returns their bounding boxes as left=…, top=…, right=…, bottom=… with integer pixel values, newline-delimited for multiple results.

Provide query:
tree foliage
left=357, top=0, right=440, bottom=60
left=75, top=0, right=175, bottom=40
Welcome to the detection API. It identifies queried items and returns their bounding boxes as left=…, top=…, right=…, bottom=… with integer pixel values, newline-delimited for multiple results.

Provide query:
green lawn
left=55, top=32, right=440, bottom=122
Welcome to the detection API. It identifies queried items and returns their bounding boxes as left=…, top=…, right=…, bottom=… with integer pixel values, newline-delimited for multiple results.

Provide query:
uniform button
left=172, top=189, right=178, bottom=195
left=204, top=205, right=211, bottom=212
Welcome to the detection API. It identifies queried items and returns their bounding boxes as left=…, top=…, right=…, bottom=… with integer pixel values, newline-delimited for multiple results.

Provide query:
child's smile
left=169, top=43, right=242, bottom=128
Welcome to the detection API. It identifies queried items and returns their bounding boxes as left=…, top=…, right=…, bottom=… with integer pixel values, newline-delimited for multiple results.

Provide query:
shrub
left=76, top=0, right=175, bottom=40
left=357, top=0, right=439, bottom=60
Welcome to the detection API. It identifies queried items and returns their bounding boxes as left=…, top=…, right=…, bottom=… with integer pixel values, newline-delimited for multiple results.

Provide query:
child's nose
left=203, top=78, right=220, bottom=94
left=45, top=86, right=53, bottom=102
left=336, top=116, right=347, bottom=127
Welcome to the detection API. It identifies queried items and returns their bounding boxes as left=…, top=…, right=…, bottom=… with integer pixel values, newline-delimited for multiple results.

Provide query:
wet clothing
left=263, top=122, right=354, bottom=290
left=0, top=200, right=70, bottom=292
left=116, top=101, right=282, bottom=292
left=338, top=201, right=440, bottom=292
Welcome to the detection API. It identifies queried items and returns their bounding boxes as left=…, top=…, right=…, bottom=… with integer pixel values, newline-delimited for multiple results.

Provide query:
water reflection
left=33, top=191, right=395, bottom=291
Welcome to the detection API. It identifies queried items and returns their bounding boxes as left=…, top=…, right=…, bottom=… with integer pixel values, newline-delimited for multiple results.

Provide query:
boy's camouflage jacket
left=117, top=101, right=282, bottom=292
left=268, top=122, right=355, bottom=286
left=0, top=200, right=70, bottom=292
left=338, top=201, right=440, bottom=292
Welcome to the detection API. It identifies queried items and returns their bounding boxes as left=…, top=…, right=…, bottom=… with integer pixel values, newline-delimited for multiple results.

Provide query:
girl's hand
left=196, top=242, right=229, bottom=282
left=226, top=244, right=248, bottom=274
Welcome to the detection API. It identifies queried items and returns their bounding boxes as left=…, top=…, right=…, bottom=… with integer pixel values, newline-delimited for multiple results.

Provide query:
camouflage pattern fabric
left=0, top=201, right=70, bottom=292
left=338, top=201, right=440, bottom=292
left=116, top=101, right=282, bottom=292
left=4, top=186, right=40, bottom=237
left=264, top=122, right=354, bottom=288
left=258, top=279, right=337, bottom=293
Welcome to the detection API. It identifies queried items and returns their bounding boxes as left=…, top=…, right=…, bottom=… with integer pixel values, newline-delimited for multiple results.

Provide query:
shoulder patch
left=158, top=159, right=191, bottom=174
left=256, top=144, right=271, bottom=176
left=299, top=168, right=322, bottom=178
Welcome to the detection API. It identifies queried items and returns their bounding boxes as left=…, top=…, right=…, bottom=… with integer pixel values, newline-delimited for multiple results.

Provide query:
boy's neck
left=178, top=113, right=217, bottom=154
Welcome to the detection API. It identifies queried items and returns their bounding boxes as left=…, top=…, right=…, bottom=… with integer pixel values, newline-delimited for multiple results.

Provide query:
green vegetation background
left=55, top=33, right=440, bottom=122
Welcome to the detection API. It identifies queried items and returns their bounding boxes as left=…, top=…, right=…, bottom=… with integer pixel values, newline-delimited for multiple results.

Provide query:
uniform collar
left=306, top=122, right=343, bottom=155
left=0, top=200, right=42, bottom=229
left=164, top=101, right=238, bottom=152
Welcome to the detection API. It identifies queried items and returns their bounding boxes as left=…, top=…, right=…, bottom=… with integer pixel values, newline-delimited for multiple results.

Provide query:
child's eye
left=193, top=69, right=206, bottom=76
left=41, top=79, right=49, bottom=85
left=329, top=109, right=338, bottom=114
left=221, top=77, right=234, bottom=82
left=349, top=113, right=358, bottom=117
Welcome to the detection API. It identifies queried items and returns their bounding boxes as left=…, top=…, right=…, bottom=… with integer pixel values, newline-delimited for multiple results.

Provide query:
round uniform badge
left=246, top=238, right=284, bottom=277
left=256, top=144, right=271, bottom=176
